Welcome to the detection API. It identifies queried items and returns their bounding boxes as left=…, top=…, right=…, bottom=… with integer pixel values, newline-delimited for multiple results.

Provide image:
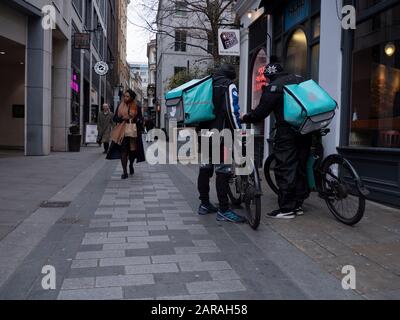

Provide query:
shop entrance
left=0, top=35, right=25, bottom=152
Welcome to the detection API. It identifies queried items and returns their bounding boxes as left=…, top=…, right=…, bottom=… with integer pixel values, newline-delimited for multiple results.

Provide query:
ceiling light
left=0, top=51, right=5, bottom=55
left=385, top=42, right=396, bottom=57
left=247, top=11, right=253, bottom=19
left=20, top=62, right=24, bottom=65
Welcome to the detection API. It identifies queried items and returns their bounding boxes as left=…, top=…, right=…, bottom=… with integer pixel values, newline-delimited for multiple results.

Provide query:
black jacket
left=200, top=70, right=242, bottom=132
left=242, top=73, right=303, bottom=126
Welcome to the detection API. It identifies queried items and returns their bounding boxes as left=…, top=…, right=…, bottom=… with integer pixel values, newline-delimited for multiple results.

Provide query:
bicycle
left=227, top=138, right=263, bottom=230
left=263, top=128, right=369, bottom=226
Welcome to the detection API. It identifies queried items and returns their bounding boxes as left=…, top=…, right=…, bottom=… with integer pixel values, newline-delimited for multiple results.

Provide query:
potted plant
left=68, top=124, right=81, bottom=152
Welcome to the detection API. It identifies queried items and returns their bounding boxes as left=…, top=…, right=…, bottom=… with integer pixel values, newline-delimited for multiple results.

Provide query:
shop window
left=311, top=43, right=320, bottom=82
left=286, top=28, right=308, bottom=77
left=175, top=1, right=187, bottom=17
left=174, top=67, right=187, bottom=75
left=175, top=30, right=187, bottom=52
left=312, top=16, right=320, bottom=39
left=349, top=3, right=400, bottom=148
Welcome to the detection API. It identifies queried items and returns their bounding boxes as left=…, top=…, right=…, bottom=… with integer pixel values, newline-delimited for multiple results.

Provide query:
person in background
left=241, top=56, right=312, bottom=219
left=97, top=103, right=114, bottom=154
left=145, top=117, right=155, bottom=142
left=109, top=89, right=146, bottom=179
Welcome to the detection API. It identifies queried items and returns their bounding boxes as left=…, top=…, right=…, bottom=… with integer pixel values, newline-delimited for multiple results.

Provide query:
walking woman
left=107, top=89, right=146, bottom=179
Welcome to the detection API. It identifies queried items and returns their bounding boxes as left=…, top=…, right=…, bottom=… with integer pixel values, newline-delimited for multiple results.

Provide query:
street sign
left=218, top=29, right=240, bottom=56
left=85, top=124, right=98, bottom=144
left=73, top=33, right=91, bottom=50
left=94, top=61, right=109, bottom=76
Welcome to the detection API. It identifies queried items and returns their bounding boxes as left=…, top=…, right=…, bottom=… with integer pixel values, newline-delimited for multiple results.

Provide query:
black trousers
left=198, top=163, right=232, bottom=213
left=103, top=142, right=109, bottom=152
left=274, top=126, right=312, bottom=212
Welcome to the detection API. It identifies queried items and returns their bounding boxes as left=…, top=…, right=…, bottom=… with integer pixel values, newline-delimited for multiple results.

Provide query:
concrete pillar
left=52, top=38, right=71, bottom=151
left=239, top=28, right=249, bottom=114
left=25, top=16, right=52, bottom=156
left=319, top=0, right=343, bottom=156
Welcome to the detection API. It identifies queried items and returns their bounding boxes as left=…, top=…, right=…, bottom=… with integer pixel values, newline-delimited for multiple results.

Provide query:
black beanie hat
left=264, top=55, right=284, bottom=79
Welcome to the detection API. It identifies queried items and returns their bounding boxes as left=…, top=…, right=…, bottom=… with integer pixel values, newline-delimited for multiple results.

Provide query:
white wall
left=0, top=64, right=25, bottom=147
left=319, top=0, right=343, bottom=156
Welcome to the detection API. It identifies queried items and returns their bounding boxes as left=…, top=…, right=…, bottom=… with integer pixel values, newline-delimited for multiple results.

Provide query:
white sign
left=85, top=124, right=99, bottom=144
left=218, top=29, right=240, bottom=56
left=94, top=61, right=109, bottom=76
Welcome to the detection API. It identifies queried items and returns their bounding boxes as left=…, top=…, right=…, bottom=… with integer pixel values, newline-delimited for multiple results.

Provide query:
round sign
left=94, top=61, right=109, bottom=76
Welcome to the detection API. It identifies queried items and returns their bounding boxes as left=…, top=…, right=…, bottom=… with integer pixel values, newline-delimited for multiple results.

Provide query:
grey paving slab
left=151, top=254, right=202, bottom=264
left=99, top=256, right=151, bottom=267
left=58, top=287, right=123, bottom=300
left=125, top=263, right=179, bottom=275
left=95, top=274, right=155, bottom=287
left=186, top=280, right=246, bottom=295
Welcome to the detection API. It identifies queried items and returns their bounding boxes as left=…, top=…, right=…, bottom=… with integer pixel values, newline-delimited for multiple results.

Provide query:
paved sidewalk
left=0, top=160, right=364, bottom=300
left=0, top=147, right=399, bottom=299
left=0, top=147, right=103, bottom=241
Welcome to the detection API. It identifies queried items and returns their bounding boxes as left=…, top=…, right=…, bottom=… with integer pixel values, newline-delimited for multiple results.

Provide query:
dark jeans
left=274, top=126, right=312, bottom=212
left=198, top=164, right=232, bottom=213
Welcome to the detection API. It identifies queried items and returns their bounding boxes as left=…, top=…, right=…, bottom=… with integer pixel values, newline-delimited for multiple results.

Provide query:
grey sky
left=127, top=0, right=154, bottom=64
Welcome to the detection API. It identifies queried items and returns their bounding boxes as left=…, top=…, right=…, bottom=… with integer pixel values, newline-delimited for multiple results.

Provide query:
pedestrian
left=241, top=56, right=312, bottom=219
left=197, top=64, right=246, bottom=223
left=145, top=118, right=155, bottom=142
left=97, top=103, right=114, bottom=154
left=107, top=89, right=146, bottom=179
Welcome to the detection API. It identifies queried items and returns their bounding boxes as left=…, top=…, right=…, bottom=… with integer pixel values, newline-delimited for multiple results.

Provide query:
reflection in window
left=311, top=44, right=320, bottom=82
left=286, top=29, right=308, bottom=77
left=350, top=4, right=400, bottom=148
left=251, top=49, right=267, bottom=136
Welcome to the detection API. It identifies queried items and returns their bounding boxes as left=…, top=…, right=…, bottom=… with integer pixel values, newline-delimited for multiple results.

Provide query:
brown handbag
left=124, top=104, right=138, bottom=138
left=125, top=120, right=137, bottom=138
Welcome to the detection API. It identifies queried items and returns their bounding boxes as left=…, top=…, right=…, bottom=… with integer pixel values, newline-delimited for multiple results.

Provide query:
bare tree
left=128, top=0, right=239, bottom=66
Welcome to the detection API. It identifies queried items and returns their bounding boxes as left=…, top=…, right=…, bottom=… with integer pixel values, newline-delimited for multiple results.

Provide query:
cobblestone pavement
left=0, top=154, right=398, bottom=300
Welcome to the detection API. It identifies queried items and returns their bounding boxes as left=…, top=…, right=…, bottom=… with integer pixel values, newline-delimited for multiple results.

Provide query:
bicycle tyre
left=245, top=187, right=261, bottom=230
left=263, top=155, right=279, bottom=195
left=228, top=175, right=242, bottom=206
left=320, top=155, right=365, bottom=226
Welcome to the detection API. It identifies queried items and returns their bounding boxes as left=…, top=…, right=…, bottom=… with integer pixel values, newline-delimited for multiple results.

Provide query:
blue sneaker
left=217, top=210, right=247, bottom=223
left=198, top=203, right=218, bottom=215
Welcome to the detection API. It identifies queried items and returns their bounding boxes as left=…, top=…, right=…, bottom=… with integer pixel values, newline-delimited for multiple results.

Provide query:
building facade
left=235, top=0, right=400, bottom=207
left=147, top=39, right=157, bottom=126
left=129, top=62, right=148, bottom=108
left=156, top=0, right=215, bottom=130
left=0, top=0, right=121, bottom=155
left=115, top=0, right=130, bottom=91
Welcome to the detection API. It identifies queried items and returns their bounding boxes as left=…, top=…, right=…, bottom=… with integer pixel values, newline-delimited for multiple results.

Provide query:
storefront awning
left=258, top=0, right=289, bottom=13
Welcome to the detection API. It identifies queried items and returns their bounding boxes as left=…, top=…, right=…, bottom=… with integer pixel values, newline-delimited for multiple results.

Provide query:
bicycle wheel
left=228, top=175, right=242, bottom=206
left=263, top=155, right=279, bottom=195
left=244, top=172, right=262, bottom=230
left=321, top=156, right=365, bottom=226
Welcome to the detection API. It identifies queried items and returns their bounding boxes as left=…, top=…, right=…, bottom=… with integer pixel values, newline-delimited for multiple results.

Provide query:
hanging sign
left=73, top=33, right=91, bottom=50
left=218, top=29, right=240, bottom=56
left=94, top=61, right=109, bottom=76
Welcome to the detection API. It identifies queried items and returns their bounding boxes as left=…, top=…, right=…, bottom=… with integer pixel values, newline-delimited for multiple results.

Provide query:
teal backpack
left=165, top=76, right=215, bottom=125
left=283, top=80, right=337, bottom=134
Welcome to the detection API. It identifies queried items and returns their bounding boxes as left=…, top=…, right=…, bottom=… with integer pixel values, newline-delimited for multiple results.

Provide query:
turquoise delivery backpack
left=165, top=76, right=215, bottom=125
left=283, top=80, right=337, bottom=134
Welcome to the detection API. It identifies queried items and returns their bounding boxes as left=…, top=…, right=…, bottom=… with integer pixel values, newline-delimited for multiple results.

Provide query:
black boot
left=129, top=164, right=134, bottom=175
